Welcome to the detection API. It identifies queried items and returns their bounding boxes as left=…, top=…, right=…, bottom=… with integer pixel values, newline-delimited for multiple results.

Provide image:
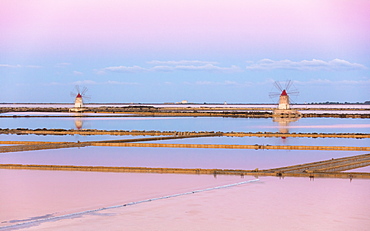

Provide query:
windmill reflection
left=273, top=117, right=300, bottom=140
left=74, top=119, right=84, bottom=130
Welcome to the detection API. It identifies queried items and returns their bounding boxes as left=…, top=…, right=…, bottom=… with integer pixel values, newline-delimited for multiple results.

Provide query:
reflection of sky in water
left=0, top=169, right=244, bottom=227
left=0, top=117, right=369, bottom=133
left=344, top=165, right=370, bottom=173
left=1, top=170, right=369, bottom=230
left=1, top=134, right=368, bottom=147
left=146, top=136, right=370, bottom=147
left=0, top=146, right=366, bottom=170
left=1, top=114, right=369, bottom=229
left=0, top=134, right=148, bottom=143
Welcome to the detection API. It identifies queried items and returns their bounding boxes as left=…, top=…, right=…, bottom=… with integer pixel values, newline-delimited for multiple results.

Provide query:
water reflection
left=74, top=119, right=83, bottom=130
left=273, top=117, right=300, bottom=140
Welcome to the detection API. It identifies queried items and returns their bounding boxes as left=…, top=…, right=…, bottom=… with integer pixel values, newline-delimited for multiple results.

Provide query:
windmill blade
left=269, top=92, right=281, bottom=98
left=285, top=80, right=293, bottom=91
left=287, top=90, right=299, bottom=96
left=274, top=81, right=283, bottom=92
left=81, top=86, right=88, bottom=95
left=70, top=91, right=77, bottom=97
left=75, top=85, right=80, bottom=94
left=83, top=95, right=91, bottom=101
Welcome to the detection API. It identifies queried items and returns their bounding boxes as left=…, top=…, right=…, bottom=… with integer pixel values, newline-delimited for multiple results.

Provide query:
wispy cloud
left=295, top=78, right=370, bottom=85
left=184, top=80, right=253, bottom=86
left=106, top=80, right=138, bottom=85
left=194, top=80, right=239, bottom=85
left=99, top=61, right=241, bottom=74
left=45, top=80, right=138, bottom=86
left=25, top=65, right=42, bottom=68
left=0, top=64, right=21, bottom=68
left=0, top=64, right=41, bottom=68
left=101, top=65, right=148, bottom=73
left=152, top=64, right=241, bottom=73
left=73, top=71, right=83, bottom=76
left=55, top=63, right=71, bottom=67
left=72, top=80, right=97, bottom=85
left=246, top=59, right=366, bottom=71
left=171, top=64, right=241, bottom=72
left=148, top=60, right=218, bottom=65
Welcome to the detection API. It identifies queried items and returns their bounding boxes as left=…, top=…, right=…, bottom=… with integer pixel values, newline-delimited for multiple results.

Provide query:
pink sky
left=0, top=0, right=369, bottom=103
left=1, top=0, right=369, bottom=55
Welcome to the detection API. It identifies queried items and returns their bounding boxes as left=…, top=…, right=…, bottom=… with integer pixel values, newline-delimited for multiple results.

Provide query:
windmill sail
left=69, top=85, right=89, bottom=112
left=269, top=80, right=302, bottom=118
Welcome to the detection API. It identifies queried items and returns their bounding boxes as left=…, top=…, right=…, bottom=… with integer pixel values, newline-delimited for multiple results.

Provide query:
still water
left=1, top=116, right=369, bottom=133
left=0, top=133, right=369, bottom=147
left=0, top=146, right=366, bottom=170
left=1, top=170, right=369, bottom=230
left=0, top=114, right=369, bottom=230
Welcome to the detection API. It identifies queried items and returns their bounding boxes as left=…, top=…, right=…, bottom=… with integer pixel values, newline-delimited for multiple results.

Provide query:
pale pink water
left=1, top=169, right=369, bottom=231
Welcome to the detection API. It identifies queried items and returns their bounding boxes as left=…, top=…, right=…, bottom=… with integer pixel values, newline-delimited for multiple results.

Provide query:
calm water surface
left=0, top=146, right=365, bottom=170
left=1, top=170, right=369, bottom=230
left=1, top=116, right=369, bottom=133
left=1, top=134, right=368, bottom=147
left=0, top=114, right=369, bottom=230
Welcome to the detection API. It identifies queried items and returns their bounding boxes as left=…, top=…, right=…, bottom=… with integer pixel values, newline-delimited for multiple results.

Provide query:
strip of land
left=1, top=106, right=369, bottom=118
left=1, top=151, right=369, bottom=179
left=1, top=128, right=369, bottom=139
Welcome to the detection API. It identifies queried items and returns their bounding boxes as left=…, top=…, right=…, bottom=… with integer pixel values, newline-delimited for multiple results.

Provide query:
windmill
left=269, top=80, right=301, bottom=118
left=69, top=86, right=90, bottom=112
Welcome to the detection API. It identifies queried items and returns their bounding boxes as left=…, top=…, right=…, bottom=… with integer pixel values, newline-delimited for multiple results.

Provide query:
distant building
left=69, top=93, right=87, bottom=112
left=273, top=90, right=301, bottom=118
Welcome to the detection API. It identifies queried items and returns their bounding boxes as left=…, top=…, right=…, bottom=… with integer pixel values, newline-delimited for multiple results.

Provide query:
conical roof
left=76, top=93, right=82, bottom=98
left=281, top=90, right=287, bottom=96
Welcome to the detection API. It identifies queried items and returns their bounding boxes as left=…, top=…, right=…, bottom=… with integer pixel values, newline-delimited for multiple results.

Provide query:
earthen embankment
left=1, top=128, right=369, bottom=139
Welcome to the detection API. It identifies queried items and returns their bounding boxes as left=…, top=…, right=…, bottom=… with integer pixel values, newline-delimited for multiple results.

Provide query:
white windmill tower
left=69, top=86, right=89, bottom=112
left=269, top=80, right=301, bottom=118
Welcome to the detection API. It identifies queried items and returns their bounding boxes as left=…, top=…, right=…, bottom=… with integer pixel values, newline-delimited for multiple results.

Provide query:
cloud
left=99, top=63, right=242, bottom=74
left=184, top=80, right=252, bottom=86
left=100, top=65, right=148, bottom=73
left=153, top=64, right=241, bottom=72
left=47, top=82, right=65, bottom=86
left=55, top=63, right=71, bottom=67
left=106, top=81, right=138, bottom=85
left=45, top=80, right=138, bottom=86
left=72, top=80, right=97, bottom=85
left=25, top=65, right=42, bottom=68
left=148, top=60, right=218, bottom=65
left=73, top=71, right=84, bottom=76
left=172, top=64, right=241, bottom=72
left=295, top=78, right=370, bottom=85
left=246, top=59, right=366, bottom=71
left=0, top=64, right=21, bottom=68
left=0, top=64, right=41, bottom=68
left=194, top=80, right=239, bottom=85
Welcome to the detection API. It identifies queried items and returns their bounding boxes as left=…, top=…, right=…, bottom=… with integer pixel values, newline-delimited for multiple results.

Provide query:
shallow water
left=0, top=169, right=244, bottom=228
left=0, top=134, right=148, bottom=143
left=1, top=170, right=369, bottom=230
left=0, top=112, right=369, bottom=230
left=146, top=135, right=370, bottom=147
left=1, top=133, right=369, bottom=147
left=0, top=146, right=365, bottom=170
left=1, top=116, right=369, bottom=133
